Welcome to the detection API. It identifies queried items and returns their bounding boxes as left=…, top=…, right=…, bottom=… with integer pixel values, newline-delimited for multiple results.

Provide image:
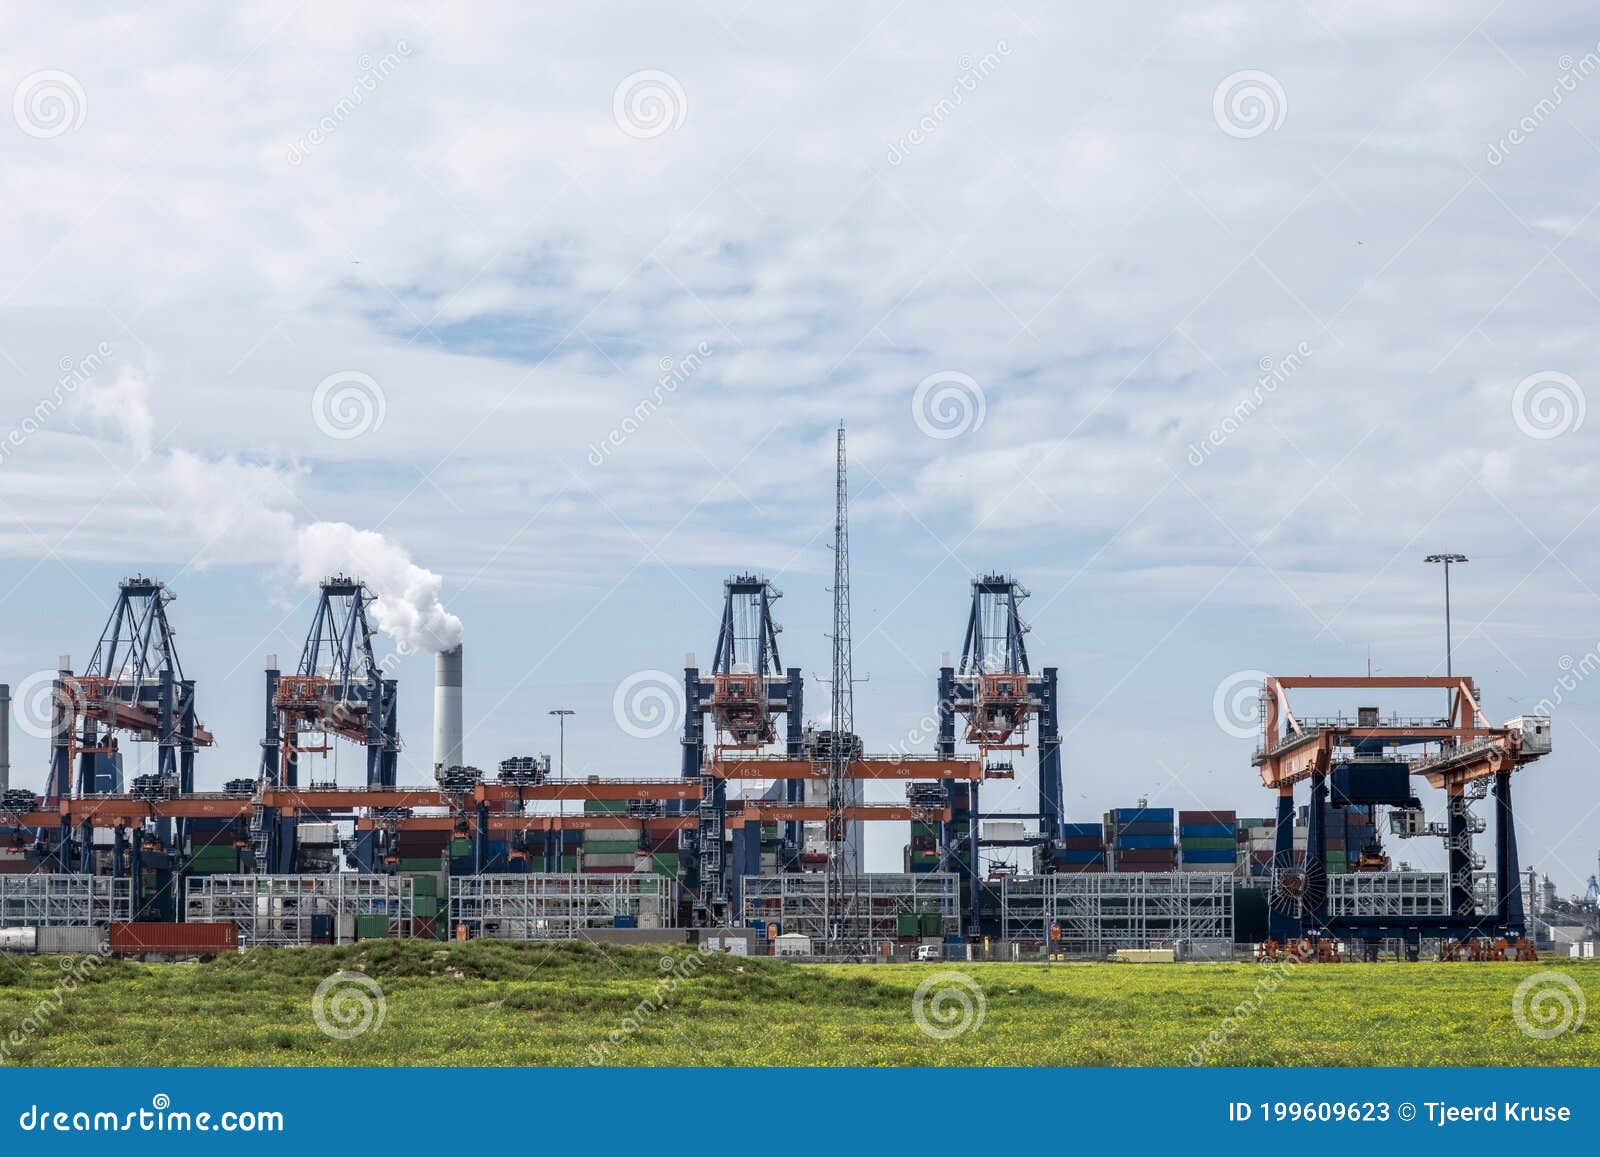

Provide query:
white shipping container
left=36, top=925, right=105, bottom=954
left=774, top=933, right=812, bottom=957
left=297, top=823, right=339, bottom=846
left=982, top=821, right=1028, bottom=843
left=582, top=854, right=638, bottom=869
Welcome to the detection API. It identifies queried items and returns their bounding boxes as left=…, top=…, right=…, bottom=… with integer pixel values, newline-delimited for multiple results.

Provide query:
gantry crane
left=1254, top=674, right=1549, bottom=959
left=680, top=574, right=805, bottom=924
left=936, top=575, right=1063, bottom=927
left=42, top=577, right=213, bottom=912
left=257, top=576, right=400, bottom=871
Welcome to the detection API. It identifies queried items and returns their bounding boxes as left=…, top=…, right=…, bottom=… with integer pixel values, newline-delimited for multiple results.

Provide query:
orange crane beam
left=729, top=803, right=950, bottom=825
left=476, top=780, right=701, bottom=803
left=709, top=757, right=981, bottom=781
left=356, top=814, right=694, bottom=834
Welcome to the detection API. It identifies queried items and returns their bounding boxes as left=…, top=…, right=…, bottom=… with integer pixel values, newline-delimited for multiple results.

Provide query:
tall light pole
left=1424, top=554, right=1468, bottom=721
left=549, top=709, right=574, bottom=872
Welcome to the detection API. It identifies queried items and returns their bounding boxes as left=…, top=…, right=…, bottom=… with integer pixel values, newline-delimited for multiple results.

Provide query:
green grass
left=1, top=941, right=1596, bottom=1066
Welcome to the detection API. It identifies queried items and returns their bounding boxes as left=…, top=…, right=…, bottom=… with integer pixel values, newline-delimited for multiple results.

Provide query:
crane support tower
left=42, top=576, right=213, bottom=914
left=936, top=574, right=1062, bottom=928
left=680, top=574, right=804, bottom=924
left=257, top=576, right=400, bottom=872
left=1255, top=674, right=1549, bottom=959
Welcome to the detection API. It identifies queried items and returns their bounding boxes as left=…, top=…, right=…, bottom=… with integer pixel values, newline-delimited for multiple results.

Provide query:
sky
left=1, top=3, right=1598, bottom=891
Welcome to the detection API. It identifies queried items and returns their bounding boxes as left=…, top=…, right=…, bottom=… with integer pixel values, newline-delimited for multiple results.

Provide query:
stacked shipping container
left=1051, top=822, right=1106, bottom=873
left=1104, top=807, right=1176, bottom=872
left=1178, top=810, right=1236, bottom=872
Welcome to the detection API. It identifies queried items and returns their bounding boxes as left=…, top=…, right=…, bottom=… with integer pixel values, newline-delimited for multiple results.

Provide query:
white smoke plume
left=295, top=522, right=462, bottom=651
left=76, top=370, right=463, bottom=653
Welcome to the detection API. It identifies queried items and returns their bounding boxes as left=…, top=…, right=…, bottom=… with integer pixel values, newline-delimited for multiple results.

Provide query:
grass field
left=1, top=940, right=1596, bottom=1066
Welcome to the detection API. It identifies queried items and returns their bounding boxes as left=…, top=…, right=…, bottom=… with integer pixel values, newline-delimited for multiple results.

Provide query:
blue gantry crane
left=936, top=574, right=1063, bottom=928
left=256, top=576, right=400, bottom=872
left=680, top=574, right=804, bottom=924
left=45, top=576, right=213, bottom=914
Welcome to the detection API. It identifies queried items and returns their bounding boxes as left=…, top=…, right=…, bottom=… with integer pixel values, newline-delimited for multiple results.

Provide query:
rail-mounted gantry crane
left=40, top=576, right=213, bottom=914
left=256, top=576, right=400, bottom=872
left=1255, top=674, right=1549, bottom=960
left=935, top=575, right=1062, bottom=926
left=679, top=574, right=805, bottom=924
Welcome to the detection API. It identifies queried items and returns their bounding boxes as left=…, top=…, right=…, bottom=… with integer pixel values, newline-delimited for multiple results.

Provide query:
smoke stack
left=0, top=683, right=9, bottom=794
left=434, top=645, right=463, bottom=773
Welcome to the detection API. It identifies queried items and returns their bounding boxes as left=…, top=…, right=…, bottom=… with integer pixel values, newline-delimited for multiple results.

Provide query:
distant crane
left=936, top=574, right=1063, bottom=929
left=45, top=576, right=213, bottom=915
left=257, top=576, right=400, bottom=872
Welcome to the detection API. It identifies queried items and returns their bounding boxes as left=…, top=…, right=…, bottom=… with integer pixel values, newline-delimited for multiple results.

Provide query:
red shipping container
left=110, top=921, right=236, bottom=954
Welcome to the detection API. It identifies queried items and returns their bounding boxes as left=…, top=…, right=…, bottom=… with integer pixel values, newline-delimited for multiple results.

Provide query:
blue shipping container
left=1115, top=834, right=1176, bottom=850
left=1113, top=808, right=1174, bottom=822
left=1178, top=823, right=1236, bottom=838
left=1183, top=849, right=1235, bottom=863
left=1114, top=822, right=1174, bottom=837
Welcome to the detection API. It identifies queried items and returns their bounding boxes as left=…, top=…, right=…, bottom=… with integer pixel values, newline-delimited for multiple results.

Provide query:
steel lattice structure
left=742, top=872, right=960, bottom=943
left=449, top=873, right=676, bottom=940
left=184, top=873, right=413, bottom=945
left=999, top=872, right=1233, bottom=952
left=0, top=874, right=132, bottom=926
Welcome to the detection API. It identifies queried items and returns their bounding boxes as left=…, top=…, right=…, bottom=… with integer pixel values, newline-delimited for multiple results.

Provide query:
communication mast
left=824, top=422, right=861, bottom=952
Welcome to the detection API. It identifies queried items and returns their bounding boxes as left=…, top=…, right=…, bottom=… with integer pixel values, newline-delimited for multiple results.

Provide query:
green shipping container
left=414, top=896, right=438, bottom=918
left=561, top=856, right=579, bottom=871
left=409, top=873, right=439, bottom=897
left=583, top=800, right=629, bottom=814
left=1180, top=837, right=1235, bottom=851
left=355, top=914, right=390, bottom=940
left=921, top=913, right=942, bottom=936
left=449, top=838, right=472, bottom=857
left=399, top=857, right=440, bottom=873
left=582, top=839, right=641, bottom=855
left=896, top=913, right=921, bottom=938
left=650, top=854, right=679, bottom=877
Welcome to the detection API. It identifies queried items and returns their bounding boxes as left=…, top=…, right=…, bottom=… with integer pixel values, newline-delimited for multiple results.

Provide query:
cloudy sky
left=2, top=3, right=1598, bottom=887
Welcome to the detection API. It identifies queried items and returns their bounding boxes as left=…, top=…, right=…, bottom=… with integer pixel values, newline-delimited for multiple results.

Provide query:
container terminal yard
left=0, top=431, right=1594, bottom=965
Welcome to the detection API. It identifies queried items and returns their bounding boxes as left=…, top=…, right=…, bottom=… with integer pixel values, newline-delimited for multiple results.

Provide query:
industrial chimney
left=0, top=682, right=9, bottom=794
left=434, top=645, right=463, bottom=773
